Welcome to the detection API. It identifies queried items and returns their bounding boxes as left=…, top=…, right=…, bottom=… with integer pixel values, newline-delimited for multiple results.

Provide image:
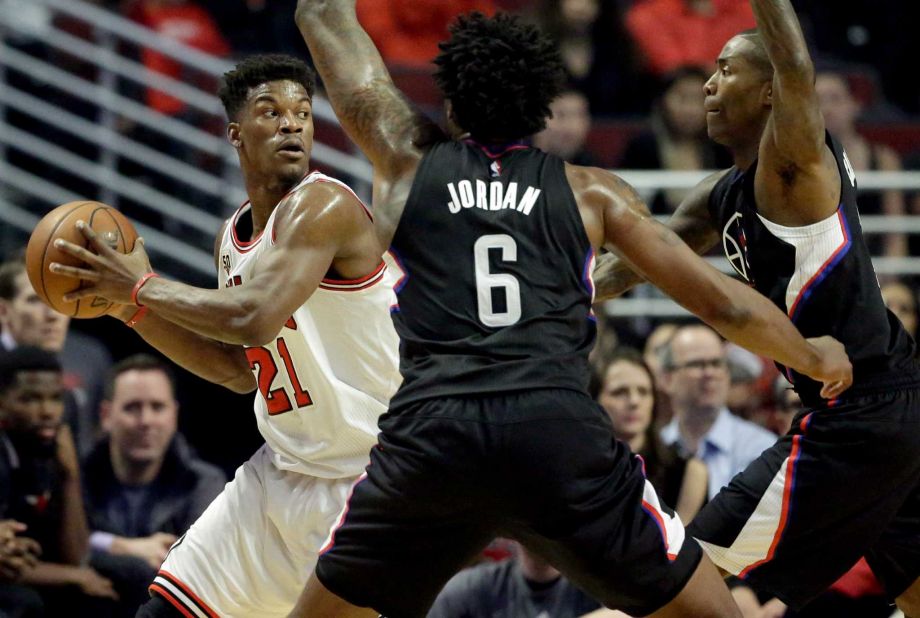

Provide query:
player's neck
left=731, top=141, right=760, bottom=172
left=242, top=171, right=304, bottom=235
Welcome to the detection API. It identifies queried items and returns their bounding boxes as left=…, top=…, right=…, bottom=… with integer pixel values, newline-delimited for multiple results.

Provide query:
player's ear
left=227, top=123, right=242, bottom=148
left=761, top=82, right=773, bottom=108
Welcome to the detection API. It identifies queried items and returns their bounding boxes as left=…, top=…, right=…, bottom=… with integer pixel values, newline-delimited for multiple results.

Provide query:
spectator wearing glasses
left=659, top=324, right=777, bottom=498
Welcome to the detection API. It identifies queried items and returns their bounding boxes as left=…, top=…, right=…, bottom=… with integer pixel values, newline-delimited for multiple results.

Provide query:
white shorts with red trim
left=152, top=444, right=355, bottom=617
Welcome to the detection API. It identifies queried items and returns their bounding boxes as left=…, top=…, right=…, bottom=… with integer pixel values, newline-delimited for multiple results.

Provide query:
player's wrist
left=131, top=272, right=160, bottom=306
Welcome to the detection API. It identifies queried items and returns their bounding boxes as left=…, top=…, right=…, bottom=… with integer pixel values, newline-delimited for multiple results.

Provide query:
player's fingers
left=53, top=238, right=105, bottom=266
left=75, top=220, right=117, bottom=256
left=49, top=263, right=100, bottom=281
left=62, top=287, right=98, bottom=303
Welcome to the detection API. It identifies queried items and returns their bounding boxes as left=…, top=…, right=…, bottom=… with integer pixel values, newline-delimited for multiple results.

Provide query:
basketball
left=25, top=201, right=139, bottom=319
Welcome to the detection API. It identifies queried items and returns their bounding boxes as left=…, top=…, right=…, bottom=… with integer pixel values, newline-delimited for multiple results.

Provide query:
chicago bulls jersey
left=709, top=132, right=917, bottom=406
left=217, top=171, right=401, bottom=478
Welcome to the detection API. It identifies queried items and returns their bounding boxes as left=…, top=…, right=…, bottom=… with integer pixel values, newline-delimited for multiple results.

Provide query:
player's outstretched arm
left=751, top=0, right=839, bottom=222
left=591, top=169, right=852, bottom=397
left=592, top=171, right=725, bottom=302
left=52, top=183, right=369, bottom=348
left=294, top=0, right=440, bottom=178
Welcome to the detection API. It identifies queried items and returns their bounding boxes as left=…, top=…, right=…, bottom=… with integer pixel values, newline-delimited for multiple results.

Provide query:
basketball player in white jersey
left=49, top=54, right=401, bottom=617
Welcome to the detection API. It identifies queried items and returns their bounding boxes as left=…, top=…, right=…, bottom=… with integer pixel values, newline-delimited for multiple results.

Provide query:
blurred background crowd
left=1, top=0, right=919, bottom=616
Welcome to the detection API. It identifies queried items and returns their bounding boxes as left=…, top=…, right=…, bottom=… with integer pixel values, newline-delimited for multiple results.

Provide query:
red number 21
left=246, top=337, right=313, bottom=415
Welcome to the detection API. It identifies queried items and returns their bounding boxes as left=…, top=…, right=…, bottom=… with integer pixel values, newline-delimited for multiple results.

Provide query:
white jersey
left=217, top=171, right=401, bottom=478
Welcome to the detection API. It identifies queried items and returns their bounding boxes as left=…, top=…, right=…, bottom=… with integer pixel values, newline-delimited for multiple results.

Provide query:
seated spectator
left=596, top=349, right=708, bottom=522
left=625, top=0, right=754, bottom=77
left=428, top=541, right=601, bottom=618
left=881, top=280, right=918, bottom=344
left=84, top=355, right=225, bottom=613
left=642, top=322, right=678, bottom=426
left=0, top=347, right=117, bottom=617
left=529, top=0, right=651, bottom=115
left=816, top=70, right=907, bottom=257
left=618, top=66, right=732, bottom=214
left=356, top=0, right=496, bottom=68
left=533, top=88, right=598, bottom=166
left=0, top=254, right=112, bottom=459
left=658, top=324, right=777, bottom=498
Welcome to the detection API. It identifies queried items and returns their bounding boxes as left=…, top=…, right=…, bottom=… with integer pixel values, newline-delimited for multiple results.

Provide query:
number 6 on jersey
left=474, top=234, right=522, bottom=327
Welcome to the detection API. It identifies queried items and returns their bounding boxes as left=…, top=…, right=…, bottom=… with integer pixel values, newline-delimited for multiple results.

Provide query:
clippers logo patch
left=722, top=212, right=752, bottom=282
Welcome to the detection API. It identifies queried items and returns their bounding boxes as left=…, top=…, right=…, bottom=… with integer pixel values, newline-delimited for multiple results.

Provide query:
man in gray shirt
left=659, top=324, right=777, bottom=498
left=428, top=542, right=600, bottom=618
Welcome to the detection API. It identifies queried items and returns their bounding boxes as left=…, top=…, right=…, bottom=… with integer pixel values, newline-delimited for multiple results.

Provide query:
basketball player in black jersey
left=290, top=3, right=852, bottom=618
left=594, top=0, right=920, bottom=615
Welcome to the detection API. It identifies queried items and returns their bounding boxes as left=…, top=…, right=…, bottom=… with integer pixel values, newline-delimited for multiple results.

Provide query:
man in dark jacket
left=83, top=355, right=225, bottom=615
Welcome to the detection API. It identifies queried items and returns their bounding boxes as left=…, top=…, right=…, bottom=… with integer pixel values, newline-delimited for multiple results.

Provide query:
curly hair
left=218, top=54, right=317, bottom=121
left=434, top=12, right=566, bottom=141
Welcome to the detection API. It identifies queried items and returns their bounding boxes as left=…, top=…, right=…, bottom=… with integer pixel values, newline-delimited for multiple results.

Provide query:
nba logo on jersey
left=490, top=160, right=502, bottom=178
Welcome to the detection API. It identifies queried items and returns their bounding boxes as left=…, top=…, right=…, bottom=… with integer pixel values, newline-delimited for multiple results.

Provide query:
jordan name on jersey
left=446, top=179, right=542, bottom=215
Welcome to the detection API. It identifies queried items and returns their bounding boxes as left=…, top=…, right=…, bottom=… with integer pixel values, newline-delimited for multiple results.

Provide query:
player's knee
left=135, top=593, right=187, bottom=618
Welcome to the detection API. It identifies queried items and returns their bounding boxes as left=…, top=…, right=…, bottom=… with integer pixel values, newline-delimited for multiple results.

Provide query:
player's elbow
left=235, top=317, right=280, bottom=348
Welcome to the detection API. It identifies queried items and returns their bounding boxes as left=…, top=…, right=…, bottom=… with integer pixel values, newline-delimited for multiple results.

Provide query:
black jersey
left=388, top=140, right=596, bottom=408
left=709, top=132, right=917, bottom=406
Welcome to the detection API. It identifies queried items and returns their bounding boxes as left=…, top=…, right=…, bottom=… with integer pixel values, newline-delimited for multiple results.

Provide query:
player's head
left=434, top=12, right=566, bottom=142
left=219, top=54, right=317, bottom=188
left=0, top=346, right=65, bottom=448
left=101, top=354, right=179, bottom=468
left=660, top=324, right=730, bottom=416
left=703, top=29, right=775, bottom=147
left=597, top=348, right=657, bottom=445
left=0, top=253, right=70, bottom=353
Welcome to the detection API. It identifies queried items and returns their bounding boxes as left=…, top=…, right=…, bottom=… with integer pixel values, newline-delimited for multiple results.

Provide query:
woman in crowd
left=595, top=348, right=708, bottom=523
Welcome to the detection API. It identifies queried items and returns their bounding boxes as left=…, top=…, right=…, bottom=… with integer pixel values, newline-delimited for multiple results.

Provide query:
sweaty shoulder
left=276, top=179, right=371, bottom=234
left=564, top=163, right=652, bottom=248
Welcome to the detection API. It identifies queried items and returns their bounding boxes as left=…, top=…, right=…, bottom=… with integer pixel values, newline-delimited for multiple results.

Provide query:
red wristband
left=131, top=272, right=160, bottom=307
left=124, top=306, right=148, bottom=329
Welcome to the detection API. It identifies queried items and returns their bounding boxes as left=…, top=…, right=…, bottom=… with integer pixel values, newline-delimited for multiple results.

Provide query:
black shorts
left=689, top=386, right=920, bottom=609
left=316, top=389, right=702, bottom=618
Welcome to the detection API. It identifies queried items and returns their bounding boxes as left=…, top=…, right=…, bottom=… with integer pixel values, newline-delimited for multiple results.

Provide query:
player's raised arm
left=749, top=0, right=839, bottom=220
left=294, top=0, right=440, bottom=178
left=584, top=168, right=851, bottom=396
left=593, top=171, right=725, bottom=302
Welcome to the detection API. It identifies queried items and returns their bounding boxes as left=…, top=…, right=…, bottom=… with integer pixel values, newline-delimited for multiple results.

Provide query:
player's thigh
left=156, top=445, right=337, bottom=617
left=501, top=390, right=702, bottom=616
left=316, top=408, right=501, bottom=618
left=692, top=393, right=920, bottom=610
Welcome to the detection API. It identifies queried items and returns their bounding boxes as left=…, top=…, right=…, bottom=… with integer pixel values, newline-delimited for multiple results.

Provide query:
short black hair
left=737, top=29, right=775, bottom=81
left=0, top=346, right=61, bottom=394
left=0, top=253, right=27, bottom=301
left=434, top=12, right=566, bottom=141
left=218, top=54, right=317, bottom=121
left=104, top=354, right=177, bottom=401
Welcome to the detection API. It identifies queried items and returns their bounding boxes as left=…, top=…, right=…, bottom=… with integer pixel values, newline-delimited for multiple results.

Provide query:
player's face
left=0, top=271, right=70, bottom=352
left=232, top=80, right=314, bottom=186
left=0, top=371, right=65, bottom=445
left=598, top=360, right=654, bottom=442
left=666, top=330, right=730, bottom=413
left=103, top=369, right=178, bottom=465
left=703, top=37, right=772, bottom=147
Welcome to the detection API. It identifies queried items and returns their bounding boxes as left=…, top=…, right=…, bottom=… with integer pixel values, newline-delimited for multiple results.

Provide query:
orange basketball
left=25, top=201, right=138, bottom=319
